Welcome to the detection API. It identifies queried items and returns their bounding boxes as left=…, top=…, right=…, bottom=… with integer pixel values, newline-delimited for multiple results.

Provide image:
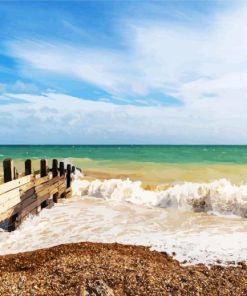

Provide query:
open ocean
left=1, top=145, right=247, bottom=163
left=1, top=145, right=247, bottom=265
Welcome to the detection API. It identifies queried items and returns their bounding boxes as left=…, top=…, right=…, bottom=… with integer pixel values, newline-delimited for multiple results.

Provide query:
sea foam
left=72, top=178, right=247, bottom=217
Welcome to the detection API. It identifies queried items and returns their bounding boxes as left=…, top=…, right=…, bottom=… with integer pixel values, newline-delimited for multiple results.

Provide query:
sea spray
left=72, top=178, right=247, bottom=217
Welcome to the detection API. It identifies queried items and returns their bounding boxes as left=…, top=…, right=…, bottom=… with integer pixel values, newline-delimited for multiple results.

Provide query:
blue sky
left=0, top=0, right=247, bottom=144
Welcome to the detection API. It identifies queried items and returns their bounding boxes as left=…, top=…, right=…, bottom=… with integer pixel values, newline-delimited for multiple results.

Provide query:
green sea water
left=0, top=145, right=247, bottom=164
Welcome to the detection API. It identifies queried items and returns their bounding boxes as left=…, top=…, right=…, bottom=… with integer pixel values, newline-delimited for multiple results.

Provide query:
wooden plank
left=20, top=190, right=37, bottom=210
left=36, top=182, right=60, bottom=198
left=0, top=188, right=20, bottom=214
left=19, top=175, right=50, bottom=193
left=34, top=175, right=50, bottom=186
left=58, top=177, right=66, bottom=187
left=20, top=187, right=35, bottom=200
left=58, top=183, right=66, bottom=192
left=0, top=187, right=33, bottom=214
left=0, top=188, right=20, bottom=205
left=0, top=189, right=36, bottom=222
left=35, top=176, right=60, bottom=193
left=18, top=193, right=51, bottom=220
left=0, top=205, right=20, bottom=222
left=0, top=174, right=33, bottom=195
left=19, top=196, right=54, bottom=223
left=0, top=157, right=71, bottom=229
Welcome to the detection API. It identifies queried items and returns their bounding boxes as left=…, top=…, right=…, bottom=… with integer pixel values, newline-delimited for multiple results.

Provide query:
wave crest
left=72, top=178, right=247, bottom=217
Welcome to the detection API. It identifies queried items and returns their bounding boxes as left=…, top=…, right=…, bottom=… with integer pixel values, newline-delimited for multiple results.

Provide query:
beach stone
left=82, top=279, right=115, bottom=296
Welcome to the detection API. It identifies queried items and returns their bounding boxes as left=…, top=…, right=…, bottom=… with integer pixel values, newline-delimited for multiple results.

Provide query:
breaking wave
left=72, top=178, right=247, bottom=217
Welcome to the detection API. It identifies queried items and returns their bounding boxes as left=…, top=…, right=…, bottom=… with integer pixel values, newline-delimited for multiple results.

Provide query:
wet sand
left=71, top=158, right=247, bottom=185
left=0, top=242, right=246, bottom=296
left=4, top=158, right=247, bottom=186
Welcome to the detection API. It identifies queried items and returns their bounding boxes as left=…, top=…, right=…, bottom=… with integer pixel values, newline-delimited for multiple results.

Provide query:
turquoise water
left=1, top=145, right=247, bottom=164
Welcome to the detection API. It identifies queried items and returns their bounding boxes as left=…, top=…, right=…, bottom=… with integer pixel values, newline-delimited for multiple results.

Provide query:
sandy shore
left=0, top=242, right=246, bottom=295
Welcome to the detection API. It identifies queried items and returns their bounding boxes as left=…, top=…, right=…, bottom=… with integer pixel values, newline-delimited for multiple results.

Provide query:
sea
left=1, top=145, right=247, bottom=265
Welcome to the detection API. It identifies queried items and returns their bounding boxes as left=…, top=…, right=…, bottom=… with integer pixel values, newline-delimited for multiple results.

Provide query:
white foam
left=0, top=196, right=246, bottom=265
left=72, top=178, right=247, bottom=217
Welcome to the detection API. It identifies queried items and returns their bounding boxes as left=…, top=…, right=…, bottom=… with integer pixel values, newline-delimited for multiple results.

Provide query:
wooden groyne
left=0, top=158, right=76, bottom=231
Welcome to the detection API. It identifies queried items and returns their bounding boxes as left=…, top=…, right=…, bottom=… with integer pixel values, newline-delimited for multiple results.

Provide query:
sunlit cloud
left=1, top=1, right=247, bottom=143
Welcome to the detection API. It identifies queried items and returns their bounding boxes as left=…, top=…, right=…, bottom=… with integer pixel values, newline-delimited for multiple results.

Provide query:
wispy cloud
left=1, top=1, right=247, bottom=143
left=7, top=3, right=247, bottom=104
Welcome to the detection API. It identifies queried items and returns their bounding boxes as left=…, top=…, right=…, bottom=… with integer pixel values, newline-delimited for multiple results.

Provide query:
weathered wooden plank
left=0, top=189, right=37, bottom=222
left=36, top=182, right=60, bottom=198
left=35, top=176, right=60, bottom=194
left=18, top=193, right=51, bottom=221
left=0, top=189, right=20, bottom=214
left=0, top=175, right=33, bottom=195
left=0, top=188, right=20, bottom=205
left=0, top=156, right=71, bottom=230
left=58, top=177, right=66, bottom=187
left=34, top=175, right=51, bottom=186
left=20, top=192, right=37, bottom=210
left=0, top=205, right=20, bottom=222
left=19, top=175, right=50, bottom=193
left=17, top=197, right=54, bottom=226
left=58, top=183, right=66, bottom=192
left=0, top=176, right=59, bottom=220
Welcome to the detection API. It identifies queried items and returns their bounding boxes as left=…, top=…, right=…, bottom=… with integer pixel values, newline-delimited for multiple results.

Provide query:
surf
left=73, top=177, right=247, bottom=218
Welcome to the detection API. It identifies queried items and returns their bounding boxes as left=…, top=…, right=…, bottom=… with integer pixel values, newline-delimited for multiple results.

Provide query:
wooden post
left=59, top=162, right=65, bottom=176
left=3, top=158, right=14, bottom=183
left=66, top=164, right=71, bottom=188
left=52, top=159, right=58, bottom=178
left=53, top=192, right=58, bottom=203
left=25, top=159, right=32, bottom=176
left=72, top=166, right=75, bottom=174
left=40, top=159, right=47, bottom=177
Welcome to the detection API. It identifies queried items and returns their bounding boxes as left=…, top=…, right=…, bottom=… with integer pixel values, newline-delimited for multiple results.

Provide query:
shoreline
left=0, top=242, right=247, bottom=295
left=4, top=158, right=247, bottom=186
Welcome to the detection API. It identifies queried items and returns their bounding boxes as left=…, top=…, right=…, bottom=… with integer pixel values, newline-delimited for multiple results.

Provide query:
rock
left=82, top=279, right=115, bottom=296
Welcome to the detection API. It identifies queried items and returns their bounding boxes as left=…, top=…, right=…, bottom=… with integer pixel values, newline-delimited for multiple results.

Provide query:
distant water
left=1, top=145, right=247, bottom=164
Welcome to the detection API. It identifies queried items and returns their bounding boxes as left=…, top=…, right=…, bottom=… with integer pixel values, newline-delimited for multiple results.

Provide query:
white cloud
left=4, top=3, right=247, bottom=143
left=0, top=80, right=38, bottom=94
left=0, top=91, right=247, bottom=144
left=7, top=3, right=247, bottom=103
left=12, top=80, right=38, bottom=92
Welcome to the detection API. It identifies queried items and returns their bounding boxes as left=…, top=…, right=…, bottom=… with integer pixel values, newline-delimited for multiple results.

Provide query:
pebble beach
left=0, top=242, right=247, bottom=295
